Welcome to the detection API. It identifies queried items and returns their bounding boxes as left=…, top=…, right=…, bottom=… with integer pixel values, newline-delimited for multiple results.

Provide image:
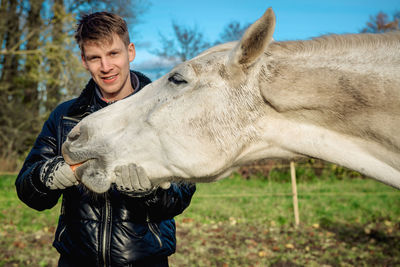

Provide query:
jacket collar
left=67, top=70, right=151, bottom=117
left=94, top=71, right=140, bottom=105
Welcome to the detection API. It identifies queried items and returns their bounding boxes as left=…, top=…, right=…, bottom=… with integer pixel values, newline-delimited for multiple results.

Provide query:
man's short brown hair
left=75, top=12, right=130, bottom=54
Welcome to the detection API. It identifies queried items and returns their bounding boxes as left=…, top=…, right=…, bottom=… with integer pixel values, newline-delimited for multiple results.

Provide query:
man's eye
left=168, top=74, right=187, bottom=85
left=88, top=56, right=99, bottom=62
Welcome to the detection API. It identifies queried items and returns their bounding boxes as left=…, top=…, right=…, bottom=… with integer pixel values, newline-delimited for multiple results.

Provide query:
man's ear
left=81, top=53, right=89, bottom=70
left=128, top=43, right=136, bottom=62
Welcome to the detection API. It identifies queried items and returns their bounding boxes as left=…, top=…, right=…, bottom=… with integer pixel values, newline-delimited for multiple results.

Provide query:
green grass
left=0, top=174, right=60, bottom=232
left=177, top=173, right=400, bottom=226
left=3, top=172, right=399, bottom=231
left=1, top=172, right=400, bottom=266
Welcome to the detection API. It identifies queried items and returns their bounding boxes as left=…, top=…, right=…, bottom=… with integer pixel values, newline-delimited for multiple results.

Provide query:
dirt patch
left=1, top=218, right=399, bottom=266
left=170, top=218, right=400, bottom=266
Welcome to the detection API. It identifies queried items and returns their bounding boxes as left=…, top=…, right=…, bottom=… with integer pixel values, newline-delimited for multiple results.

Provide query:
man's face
left=81, top=34, right=135, bottom=101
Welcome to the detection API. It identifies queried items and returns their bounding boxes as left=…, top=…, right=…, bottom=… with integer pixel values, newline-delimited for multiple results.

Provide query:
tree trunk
left=0, top=0, right=8, bottom=50
left=45, top=0, right=65, bottom=111
left=0, top=0, right=22, bottom=159
left=0, top=0, right=21, bottom=91
left=23, top=0, right=45, bottom=114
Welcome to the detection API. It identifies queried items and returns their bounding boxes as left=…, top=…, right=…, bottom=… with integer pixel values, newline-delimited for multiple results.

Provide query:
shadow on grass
left=319, top=217, right=400, bottom=266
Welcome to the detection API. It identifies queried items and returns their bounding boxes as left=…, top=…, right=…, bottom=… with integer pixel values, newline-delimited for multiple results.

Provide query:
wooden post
left=290, top=161, right=300, bottom=226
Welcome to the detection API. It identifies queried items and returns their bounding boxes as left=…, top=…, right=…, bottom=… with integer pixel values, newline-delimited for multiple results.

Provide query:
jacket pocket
left=119, top=222, right=148, bottom=239
left=147, top=222, right=163, bottom=248
left=54, top=217, right=67, bottom=244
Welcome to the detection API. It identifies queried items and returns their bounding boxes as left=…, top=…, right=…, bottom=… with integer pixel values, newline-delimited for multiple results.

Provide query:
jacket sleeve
left=144, top=182, right=196, bottom=222
left=15, top=108, right=64, bottom=211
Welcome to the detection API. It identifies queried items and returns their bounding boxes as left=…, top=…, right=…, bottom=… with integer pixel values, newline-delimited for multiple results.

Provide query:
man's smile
left=102, top=74, right=118, bottom=83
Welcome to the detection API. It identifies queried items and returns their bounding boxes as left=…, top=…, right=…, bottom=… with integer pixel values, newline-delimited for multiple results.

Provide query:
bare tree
left=361, top=11, right=399, bottom=33
left=217, top=21, right=250, bottom=44
left=0, top=0, right=150, bottom=170
left=153, top=19, right=250, bottom=67
left=154, top=22, right=210, bottom=62
left=68, top=0, right=149, bottom=25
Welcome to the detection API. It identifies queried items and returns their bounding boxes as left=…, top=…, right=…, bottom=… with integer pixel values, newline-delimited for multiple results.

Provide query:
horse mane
left=199, top=32, right=400, bottom=62
left=270, top=31, right=400, bottom=55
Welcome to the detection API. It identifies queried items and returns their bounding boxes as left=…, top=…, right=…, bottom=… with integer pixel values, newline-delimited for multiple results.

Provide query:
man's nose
left=100, top=58, right=113, bottom=72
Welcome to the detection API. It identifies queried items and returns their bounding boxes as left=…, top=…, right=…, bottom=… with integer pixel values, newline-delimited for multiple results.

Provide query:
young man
left=15, top=12, right=196, bottom=267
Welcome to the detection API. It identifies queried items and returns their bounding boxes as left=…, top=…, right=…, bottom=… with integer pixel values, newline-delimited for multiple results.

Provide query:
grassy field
left=1, top=173, right=399, bottom=266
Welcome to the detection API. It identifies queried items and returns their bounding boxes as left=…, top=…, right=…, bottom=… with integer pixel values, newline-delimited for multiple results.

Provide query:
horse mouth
left=70, top=159, right=91, bottom=170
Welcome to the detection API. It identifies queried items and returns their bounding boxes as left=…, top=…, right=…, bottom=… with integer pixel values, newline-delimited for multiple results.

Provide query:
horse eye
left=168, top=73, right=187, bottom=85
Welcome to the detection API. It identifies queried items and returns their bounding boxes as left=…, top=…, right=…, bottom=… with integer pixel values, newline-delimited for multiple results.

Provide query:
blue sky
left=131, top=0, right=399, bottom=79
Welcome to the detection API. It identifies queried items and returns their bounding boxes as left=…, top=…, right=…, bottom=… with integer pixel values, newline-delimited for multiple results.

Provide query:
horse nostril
left=68, top=126, right=81, bottom=142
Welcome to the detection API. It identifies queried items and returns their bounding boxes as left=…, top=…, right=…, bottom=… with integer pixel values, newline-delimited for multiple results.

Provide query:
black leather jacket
left=15, top=71, right=196, bottom=266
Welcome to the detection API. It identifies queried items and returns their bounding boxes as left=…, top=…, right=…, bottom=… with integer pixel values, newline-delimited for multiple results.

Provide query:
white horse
left=62, top=8, right=400, bottom=193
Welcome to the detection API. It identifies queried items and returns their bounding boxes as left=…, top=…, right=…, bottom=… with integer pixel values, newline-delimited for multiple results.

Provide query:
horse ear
left=229, top=8, right=276, bottom=67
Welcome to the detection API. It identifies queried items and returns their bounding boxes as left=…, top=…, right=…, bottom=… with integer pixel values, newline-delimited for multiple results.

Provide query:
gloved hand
left=114, top=163, right=152, bottom=193
left=40, top=156, right=79, bottom=190
left=114, top=163, right=171, bottom=194
left=159, top=181, right=171, bottom=189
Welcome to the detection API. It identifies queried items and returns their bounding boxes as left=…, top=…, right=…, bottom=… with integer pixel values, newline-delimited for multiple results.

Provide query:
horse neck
left=269, top=32, right=400, bottom=77
left=258, top=32, right=400, bottom=133
left=250, top=32, right=400, bottom=182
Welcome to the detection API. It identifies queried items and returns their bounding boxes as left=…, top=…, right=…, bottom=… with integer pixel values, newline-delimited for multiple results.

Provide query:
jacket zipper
left=102, top=196, right=111, bottom=267
left=62, top=111, right=92, bottom=121
left=57, top=199, right=66, bottom=242
left=62, top=116, right=81, bottom=123
left=146, top=214, right=163, bottom=248
left=57, top=226, right=66, bottom=242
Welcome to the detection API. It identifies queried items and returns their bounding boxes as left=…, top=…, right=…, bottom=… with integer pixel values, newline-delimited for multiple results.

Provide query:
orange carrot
left=70, top=163, right=82, bottom=172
